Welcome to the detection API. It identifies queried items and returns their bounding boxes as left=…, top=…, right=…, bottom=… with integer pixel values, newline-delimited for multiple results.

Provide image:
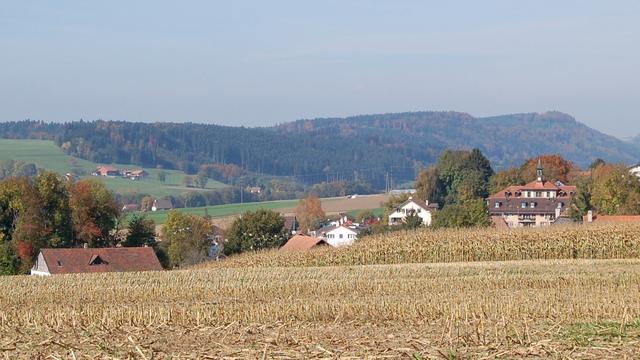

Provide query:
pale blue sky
left=1, top=1, right=639, bottom=137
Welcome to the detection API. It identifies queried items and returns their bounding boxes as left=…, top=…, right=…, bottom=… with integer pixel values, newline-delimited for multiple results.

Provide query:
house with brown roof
left=122, top=204, right=140, bottom=212
left=31, top=247, right=163, bottom=276
left=152, top=199, right=173, bottom=211
left=95, top=166, right=121, bottom=177
left=280, top=234, right=327, bottom=251
left=388, top=197, right=439, bottom=226
left=123, top=169, right=149, bottom=180
left=487, top=160, right=576, bottom=228
left=584, top=210, right=640, bottom=224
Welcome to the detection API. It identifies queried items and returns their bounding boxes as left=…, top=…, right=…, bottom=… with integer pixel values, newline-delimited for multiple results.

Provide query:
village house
left=388, top=197, right=439, bottom=226
left=584, top=211, right=640, bottom=224
left=31, top=247, right=163, bottom=276
left=629, top=163, right=640, bottom=179
left=487, top=160, right=576, bottom=228
left=94, top=165, right=120, bottom=177
left=282, top=215, right=299, bottom=234
left=123, top=169, right=148, bottom=180
left=322, top=225, right=362, bottom=247
left=280, top=234, right=327, bottom=251
left=152, top=199, right=173, bottom=211
left=208, top=225, right=226, bottom=260
left=121, top=204, right=140, bottom=212
left=247, top=186, right=262, bottom=194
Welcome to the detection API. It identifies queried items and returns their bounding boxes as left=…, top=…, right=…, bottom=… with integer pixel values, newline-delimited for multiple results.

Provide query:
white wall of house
left=324, top=227, right=358, bottom=247
left=630, top=166, right=640, bottom=178
left=388, top=201, right=433, bottom=226
left=30, top=252, right=51, bottom=276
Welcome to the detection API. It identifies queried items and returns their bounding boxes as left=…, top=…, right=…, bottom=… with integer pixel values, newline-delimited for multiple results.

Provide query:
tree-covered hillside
left=0, top=111, right=638, bottom=188
left=278, top=111, right=640, bottom=171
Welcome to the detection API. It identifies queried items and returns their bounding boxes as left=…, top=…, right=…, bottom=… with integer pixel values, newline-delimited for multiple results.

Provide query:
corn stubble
left=1, top=224, right=639, bottom=358
left=206, top=223, right=640, bottom=268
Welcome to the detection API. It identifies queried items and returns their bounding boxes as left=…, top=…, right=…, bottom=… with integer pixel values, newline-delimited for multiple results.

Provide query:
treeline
left=0, top=160, right=38, bottom=180
left=0, top=120, right=415, bottom=188
left=0, top=173, right=120, bottom=274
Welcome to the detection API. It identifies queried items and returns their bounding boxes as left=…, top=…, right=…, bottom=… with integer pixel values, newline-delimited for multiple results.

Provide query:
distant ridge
left=0, top=111, right=638, bottom=187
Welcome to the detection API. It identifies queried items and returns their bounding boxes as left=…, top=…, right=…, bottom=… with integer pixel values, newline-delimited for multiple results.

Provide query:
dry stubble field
left=2, top=224, right=640, bottom=358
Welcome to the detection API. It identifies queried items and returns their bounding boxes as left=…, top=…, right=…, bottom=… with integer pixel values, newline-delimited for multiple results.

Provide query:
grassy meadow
left=1, top=223, right=640, bottom=357
left=0, top=139, right=227, bottom=197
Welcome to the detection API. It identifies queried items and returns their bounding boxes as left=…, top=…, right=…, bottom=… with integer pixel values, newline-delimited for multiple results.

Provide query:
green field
left=0, top=139, right=227, bottom=197
left=140, top=199, right=301, bottom=223
left=138, top=200, right=384, bottom=224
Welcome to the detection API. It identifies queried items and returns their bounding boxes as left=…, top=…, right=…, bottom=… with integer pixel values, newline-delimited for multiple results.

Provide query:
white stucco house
left=388, top=197, right=439, bottom=226
left=630, top=164, right=640, bottom=179
left=323, top=225, right=361, bottom=247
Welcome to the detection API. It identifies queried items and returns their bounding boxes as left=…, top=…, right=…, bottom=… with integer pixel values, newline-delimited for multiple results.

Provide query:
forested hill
left=277, top=111, right=640, bottom=170
left=0, top=111, right=638, bottom=187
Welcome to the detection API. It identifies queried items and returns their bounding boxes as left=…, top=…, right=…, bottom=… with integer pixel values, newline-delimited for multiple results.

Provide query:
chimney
left=587, top=210, right=593, bottom=223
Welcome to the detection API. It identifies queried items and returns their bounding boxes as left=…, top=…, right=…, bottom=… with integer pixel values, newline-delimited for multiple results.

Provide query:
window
left=339, top=234, right=343, bottom=239
left=530, top=202, right=536, bottom=208
left=521, top=202, right=528, bottom=208
left=495, top=202, right=501, bottom=208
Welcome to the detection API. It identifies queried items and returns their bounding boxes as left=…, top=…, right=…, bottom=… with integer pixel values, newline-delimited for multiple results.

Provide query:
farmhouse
left=95, top=165, right=120, bottom=177
left=487, top=160, right=576, bottom=228
left=247, top=186, right=262, bottom=194
left=122, top=204, right=140, bottom=212
left=388, top=197, right=439, bottom=226
left=152, top=199, right=173, bottom=211
left=123, top=169, right=148, bottom=180
left=280, top=234, right=327, bottom=251
left=31, top=247, right=163, bottom=276
left=323, top=225, right=362, bottom=247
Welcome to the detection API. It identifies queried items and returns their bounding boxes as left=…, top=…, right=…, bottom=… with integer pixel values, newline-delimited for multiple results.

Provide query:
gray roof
left=153, top=199, right=173, bottom=209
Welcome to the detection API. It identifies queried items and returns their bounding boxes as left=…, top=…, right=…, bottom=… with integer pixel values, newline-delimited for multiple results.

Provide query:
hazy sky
left=1, top=1, right=639, bottom=137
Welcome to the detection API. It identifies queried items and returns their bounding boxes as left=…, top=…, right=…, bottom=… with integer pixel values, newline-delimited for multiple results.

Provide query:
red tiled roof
left=489, top=182, right=576, bottom=199
left=589, top=215, right=640, bottom=223
left=490, top=216, right=509, bottom=229
left=39, top=247, right=163, bottom=274
left=97, top=165, right=118, bottom=171
left=520, top=180, right=560, bottom=190
left=280, top=234, right=326, bottom=251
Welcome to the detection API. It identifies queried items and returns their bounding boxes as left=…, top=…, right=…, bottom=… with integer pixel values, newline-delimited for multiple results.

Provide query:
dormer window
left=530, top=202, right=536, bottom=208
left=495, top=202, right=501, bottom=208
left=521, top=202, right=528, bottom=208
left=88, top=254, right=107, bottom=266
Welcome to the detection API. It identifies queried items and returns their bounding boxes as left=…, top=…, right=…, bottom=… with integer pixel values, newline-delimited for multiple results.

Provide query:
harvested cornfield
left=1, top=259, right=640, bottom=358
left=203, top=223, right=640, bottom=268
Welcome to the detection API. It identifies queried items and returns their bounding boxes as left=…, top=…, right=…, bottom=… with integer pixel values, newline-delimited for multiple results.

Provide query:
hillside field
left=1, top=224, right=640, bottom=357
left=0, top=139, right=227, bottom=197
left=140, top=193, right=388, bottom=224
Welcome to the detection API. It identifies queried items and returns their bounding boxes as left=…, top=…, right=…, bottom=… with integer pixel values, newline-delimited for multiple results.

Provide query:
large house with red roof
left=487, top=160, right=576, bottom=228
left=30, top=247, right=163, bottom=276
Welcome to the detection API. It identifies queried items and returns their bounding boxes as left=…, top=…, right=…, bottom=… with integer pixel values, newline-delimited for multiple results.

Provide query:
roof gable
left=280, top=235, right=326, bottom=251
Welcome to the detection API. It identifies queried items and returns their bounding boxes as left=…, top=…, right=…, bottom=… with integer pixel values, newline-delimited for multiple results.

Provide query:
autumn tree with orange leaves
left=295, top=195, right=326, bottom=233
left=0, top=173, right=120, bottom=274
